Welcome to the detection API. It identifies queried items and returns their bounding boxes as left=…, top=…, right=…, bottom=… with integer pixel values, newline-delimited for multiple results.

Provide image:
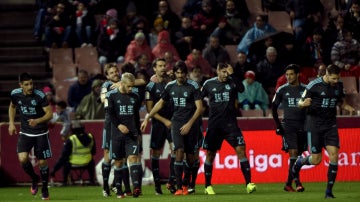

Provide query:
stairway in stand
left=0, top=3, right=51, bottom=122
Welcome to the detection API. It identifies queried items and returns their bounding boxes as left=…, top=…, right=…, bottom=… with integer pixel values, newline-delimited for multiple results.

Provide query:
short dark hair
left=284, top=64, right=300, bottom=74
left=152, top=58, right=166, bottom=68
left=56, top=101, right=67, bottom=109
left=121, top=62, right=136, bottom=75
left=326, top=64, right=341, bottom=75
left=217, top=63, right=228, bottom=70
left=19, top=72, right=32, bottom=83
left=173, top=60, right=188, bottom=74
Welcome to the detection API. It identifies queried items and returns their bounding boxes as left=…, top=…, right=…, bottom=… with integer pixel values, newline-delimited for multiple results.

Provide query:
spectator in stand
left=237, top=14, right=276, bottom=55
left=256, top=46, right=285, bottom=94
left=152, top=0, right=181, bottom=39
left=344, top=0, right=360, bottom=41
left=211, top=0, right=248, bottom=45
left=164, top=51, right=177, bottom=79
left=192, top=0, right=220, bottom=48
left=238, top=71, right=269, bottom=111
left=134, top=54, right=153, bottom=77
left=324, top=14, right=345, bottom=65
left=185, top=48, right=213, bottom=78
left=202, top=35, right=231, bottom=72
left=262, top=0, right=288, bottom=12
left=43, top=86, right=56, bottom=112
left=73, top=1, right=96, bottom=47
left=121, top=1, right=149, bottom=48
left=248, top=36, right=275, bottom=65
left=152, top=30, right=180, bottom=61
left=174, top=16, right=200, bottom=60
left=182, top=0, right=202, bottom=18
left=188, top=66, right=207, bottom=86
left=233, top=52, right=255, bottom=81
left=149, top=17, right=165, bottom=49
left=302, top=27, right=325, bottom=67
left=67, top=69, right=92, bottom=110
left=95, top=8, right=118, bottom=38
left=124, top=31, right=154, bottom=64
left=316, top=63, right=326, bottom=77
left=97, top=18, right=126, bottom=66
left=331, top=29, right=360, bottom=77
left=33, top=0, right=50, bottom=40
left=44, top=2, right=73, bottom=50
left=75, top=79, right=105, bottom=120
left=286, top=0, right=324, bottom=45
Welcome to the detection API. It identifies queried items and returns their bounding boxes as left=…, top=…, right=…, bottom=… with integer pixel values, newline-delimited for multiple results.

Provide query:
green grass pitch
left=1, top=182, right=359, bottom=202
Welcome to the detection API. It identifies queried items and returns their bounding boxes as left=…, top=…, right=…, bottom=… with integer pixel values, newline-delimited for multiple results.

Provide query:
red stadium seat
left=341, top=77, right=358, bottom=94
left=245, top=0, right=264, bottom=25
left=49, top=48, right=74, bottom=68
left=52, top=63, right=77, bottom=102
left=268, top=11, right=293, bottom=34
left=224, top=45, right=238, bottom=66
left=74, top=47, right=101, bottom=76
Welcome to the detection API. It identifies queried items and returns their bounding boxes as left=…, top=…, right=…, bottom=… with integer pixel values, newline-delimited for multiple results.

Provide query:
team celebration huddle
left=7, top=0, right=360, bottom=200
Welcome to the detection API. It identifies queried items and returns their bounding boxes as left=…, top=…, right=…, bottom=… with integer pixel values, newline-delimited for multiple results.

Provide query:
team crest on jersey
left=183, top=92, right=188, bottom=97
left=171, top=91, right=175, bottom=95
left=212, top=88, right=216, bottom=91
left=18, top=101, right=22, bottom=105
left=130, top=98, right=135, bottom=104
left=334, top=90, right=339, bottom=96
left=31, top=100, right=36, bottom=106
left=285, top=92, right=290, bottom=96
left=225, top=84, right=230, bottom=90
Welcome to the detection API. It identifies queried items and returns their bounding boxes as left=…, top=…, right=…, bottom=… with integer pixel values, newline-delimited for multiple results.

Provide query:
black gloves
left=276, top=124, right=285, bottom=136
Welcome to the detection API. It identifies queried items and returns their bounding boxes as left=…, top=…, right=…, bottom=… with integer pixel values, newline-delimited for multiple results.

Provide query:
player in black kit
left=8, top=72, right=53, bottom=200
left=141, top=61, right=203, bottom=196
left=294, top=64, right=354, bottom=198
left=272, top=64, right=307, bottom=192
left=144, top=58, right=176, bottom=194
left=106, top=72, right=143, bottom=198
left=201, top=63, right=256, bottom=195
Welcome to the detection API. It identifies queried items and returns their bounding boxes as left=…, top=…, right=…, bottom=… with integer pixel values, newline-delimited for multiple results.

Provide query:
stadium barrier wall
left=1, top=117, right=359, bottom=185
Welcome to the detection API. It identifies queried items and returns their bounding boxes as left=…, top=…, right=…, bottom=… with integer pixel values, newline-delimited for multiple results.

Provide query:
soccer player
left=294, top=64, right=354, bottom=198
left=141, top=60, right=203, bottom=196
left=272, top=64, right=307, bottom=192
left=201, top=63, right=256, bottom=195
left=144, top=58, right=176, bottom=194
left=106, top=72, right=143, bottom=198
left=100, top=63, right=127, bottom=197
left=8, top=72, right=53, bottom=200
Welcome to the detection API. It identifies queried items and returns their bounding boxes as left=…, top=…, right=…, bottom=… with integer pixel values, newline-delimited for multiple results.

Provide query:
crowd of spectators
left=35, top=0, right=360, bottom=116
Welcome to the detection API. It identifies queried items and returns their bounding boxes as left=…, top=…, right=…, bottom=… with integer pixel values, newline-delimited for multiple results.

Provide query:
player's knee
left=311, top=155, right=322, bottom=165
left=127, top=155, right=137, bottom=163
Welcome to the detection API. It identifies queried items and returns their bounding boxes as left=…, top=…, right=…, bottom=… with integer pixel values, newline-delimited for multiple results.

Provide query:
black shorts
left=102, top=114, right=111, bottom=150
left=203, top=122, right=244, bottom=152
left=111, top=127, right=140, bottom=160
left=17, top=132, right=52, bottom=160
left=308, top=123, right=339, bottom=154
left=171, top=121, right=199, bottom=154
left=283, top=120, right=307, bottom=152
left=150, top=121, right=172, bottom=150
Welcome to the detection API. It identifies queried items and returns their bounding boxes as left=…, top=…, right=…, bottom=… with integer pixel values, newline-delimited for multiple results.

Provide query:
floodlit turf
left=1, top=182, right=360, bottom=202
